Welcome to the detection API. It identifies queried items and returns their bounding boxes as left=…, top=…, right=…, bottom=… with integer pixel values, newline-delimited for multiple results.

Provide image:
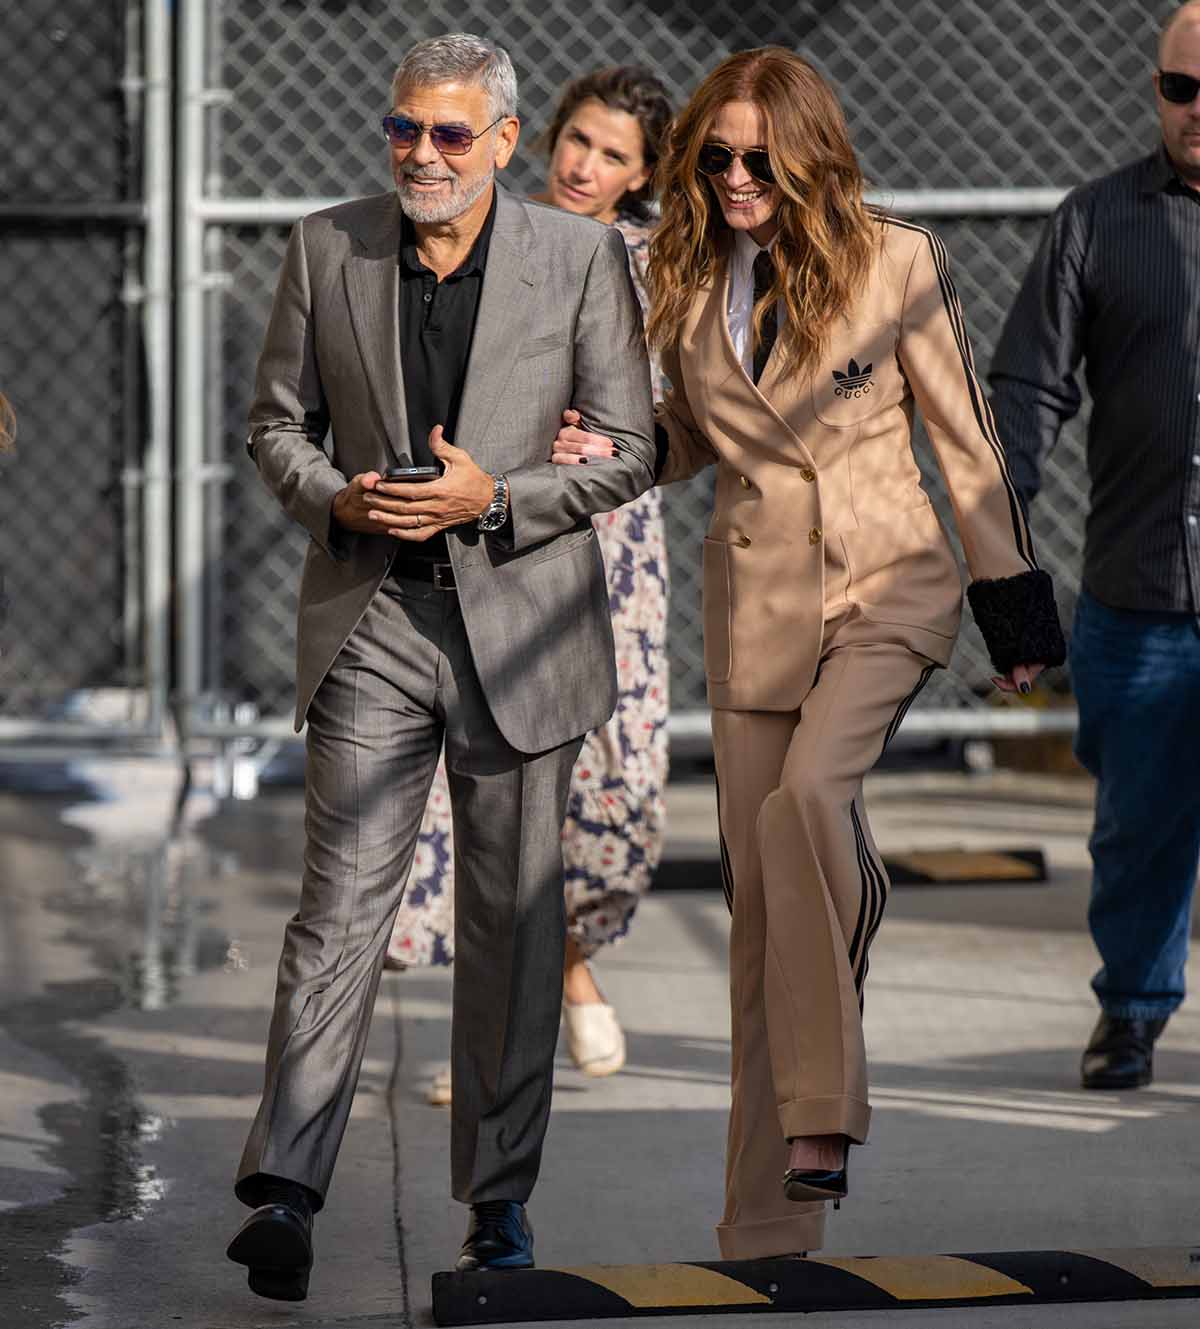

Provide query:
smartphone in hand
left=382, top=465, right=440, bottom=483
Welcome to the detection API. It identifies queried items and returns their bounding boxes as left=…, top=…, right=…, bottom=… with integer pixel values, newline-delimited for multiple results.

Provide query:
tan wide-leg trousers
left=712, top=617, right=933, bottom=1260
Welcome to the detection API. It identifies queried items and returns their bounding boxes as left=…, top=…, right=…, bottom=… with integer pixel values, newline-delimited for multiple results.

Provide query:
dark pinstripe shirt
left=989, top=150, right=1200, bottom=613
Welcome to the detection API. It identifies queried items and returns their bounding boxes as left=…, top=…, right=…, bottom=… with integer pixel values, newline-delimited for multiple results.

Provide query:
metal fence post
left=0, top=0, right=171, bottom=750
left=175, top=0, right=209, bottom=742
left=142, top=0, right=172, bottom=737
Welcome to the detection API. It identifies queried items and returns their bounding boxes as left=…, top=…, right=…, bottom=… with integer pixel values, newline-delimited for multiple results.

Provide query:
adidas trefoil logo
left=832, top=357, right=873, bottom=398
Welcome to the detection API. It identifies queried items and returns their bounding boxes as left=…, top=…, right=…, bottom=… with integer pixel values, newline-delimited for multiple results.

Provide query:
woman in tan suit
left=554, top=47, right=1066, bottom=1260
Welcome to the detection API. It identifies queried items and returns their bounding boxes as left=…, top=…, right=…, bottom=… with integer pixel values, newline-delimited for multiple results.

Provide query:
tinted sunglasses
left=696, top=142, right=776, bottom=186
left=381, top=113, right=503, bottom=155
left=1158, top=70, right=1200, bottom=105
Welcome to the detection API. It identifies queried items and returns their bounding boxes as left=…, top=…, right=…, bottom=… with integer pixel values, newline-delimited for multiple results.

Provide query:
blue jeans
left=1070, top=589, right=1200, bottom=1020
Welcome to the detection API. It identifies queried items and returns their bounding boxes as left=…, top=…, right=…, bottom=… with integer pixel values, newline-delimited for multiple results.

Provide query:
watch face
left=478, top=476, right=508, bottom=532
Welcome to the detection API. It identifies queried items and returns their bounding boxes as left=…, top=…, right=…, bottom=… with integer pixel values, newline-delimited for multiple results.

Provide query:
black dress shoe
left=456, top=1201, right=534, bottom=1272
left=784, top=1144, right=850, bottom=1207
left=1081, top=1013, right=1168, bottom=1090
left=226, top=1181, right=315, bottom=1301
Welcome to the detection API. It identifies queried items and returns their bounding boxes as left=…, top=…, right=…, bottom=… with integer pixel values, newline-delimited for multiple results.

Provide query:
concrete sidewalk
left=1, top=762, right=1198, bottom=1328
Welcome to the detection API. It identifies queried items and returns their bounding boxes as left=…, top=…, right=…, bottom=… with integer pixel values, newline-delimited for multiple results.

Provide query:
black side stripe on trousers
left=854, top=806, right=889, bottom=998
left=883, top=664, right=936, bottom=750
left=883, top=216, right=1038, bottom=572
left=849, top=664, right=936, bottom=995
left=713, top=770, right=735, bottom=915
left=849, top=800, right=885, bottom=995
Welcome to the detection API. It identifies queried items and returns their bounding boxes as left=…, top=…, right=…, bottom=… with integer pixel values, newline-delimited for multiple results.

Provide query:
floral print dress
left=386, top=211, right=669, bottom=967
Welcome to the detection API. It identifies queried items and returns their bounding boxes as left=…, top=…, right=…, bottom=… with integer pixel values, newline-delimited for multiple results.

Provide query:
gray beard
left=396, top=165, right=495, bottom=224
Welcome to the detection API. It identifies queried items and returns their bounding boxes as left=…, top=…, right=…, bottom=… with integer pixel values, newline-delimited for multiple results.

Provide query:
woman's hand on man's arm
left=550, top=409, right=617, bottom=465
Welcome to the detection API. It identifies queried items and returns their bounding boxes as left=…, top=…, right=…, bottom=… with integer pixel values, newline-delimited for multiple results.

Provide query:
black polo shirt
left=398, top=189, right=497, bottom=560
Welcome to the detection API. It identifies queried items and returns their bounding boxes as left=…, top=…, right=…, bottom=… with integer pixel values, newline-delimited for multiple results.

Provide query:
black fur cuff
left=966, top=569, right=1067, bottom=674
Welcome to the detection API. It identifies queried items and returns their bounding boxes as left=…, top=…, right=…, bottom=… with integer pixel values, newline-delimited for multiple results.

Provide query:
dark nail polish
left=1019, top=681, right=1031, bottom=694
left=578, top=456, right=588, bottom=465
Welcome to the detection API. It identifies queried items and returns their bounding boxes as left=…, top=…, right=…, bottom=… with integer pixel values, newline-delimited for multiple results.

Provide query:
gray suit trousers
left=235, top=571, right=582, bottom=1208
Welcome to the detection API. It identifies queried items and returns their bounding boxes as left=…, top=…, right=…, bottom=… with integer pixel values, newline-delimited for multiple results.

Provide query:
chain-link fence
left=1, top=1, right=1170, bottom=748
left=0, top=0, right=170, bottom=743
left=183, top=0, right=1165, bottom=738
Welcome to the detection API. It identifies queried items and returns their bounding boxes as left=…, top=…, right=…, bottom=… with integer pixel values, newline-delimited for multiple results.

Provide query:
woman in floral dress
left=386, top=67, right=675, bottom=1097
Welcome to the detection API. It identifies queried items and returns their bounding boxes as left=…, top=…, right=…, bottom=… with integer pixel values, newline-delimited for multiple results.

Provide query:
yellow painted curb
left=887, top=849, right=1042, bottom=881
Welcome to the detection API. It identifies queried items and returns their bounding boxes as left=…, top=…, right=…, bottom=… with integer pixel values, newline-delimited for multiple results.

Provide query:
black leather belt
left=390, top=557, right=456, bottom=590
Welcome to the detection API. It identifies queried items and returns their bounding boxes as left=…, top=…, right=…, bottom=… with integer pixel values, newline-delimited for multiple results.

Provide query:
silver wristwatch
left=476, top=473, right=510, bottom=532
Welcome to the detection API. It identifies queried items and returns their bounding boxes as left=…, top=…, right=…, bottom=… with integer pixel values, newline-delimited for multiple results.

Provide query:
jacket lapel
left=454, top=184, right=539, bottom=454
left=342, top=194, right=407, bottom=466
left=699, top=244, right=812, bottom=461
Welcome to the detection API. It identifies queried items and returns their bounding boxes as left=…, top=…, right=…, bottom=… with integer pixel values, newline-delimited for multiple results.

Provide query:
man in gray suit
left=225, top=33, right=655, bottom=1301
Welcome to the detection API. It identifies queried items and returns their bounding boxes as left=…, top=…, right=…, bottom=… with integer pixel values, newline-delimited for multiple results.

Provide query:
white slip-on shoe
left=562, top=1000, right=626, bottom=1076
left=426, top=1063, right=452, bottom=1106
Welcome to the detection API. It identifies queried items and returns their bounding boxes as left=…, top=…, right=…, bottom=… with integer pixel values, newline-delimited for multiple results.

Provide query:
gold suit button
left=808, top=527, right=822, bottom=545
left=737, top=535, right=752, bottom=548
left=800, top=466, right=816, bottom=483
left=739, top=474, right=751, bottom=489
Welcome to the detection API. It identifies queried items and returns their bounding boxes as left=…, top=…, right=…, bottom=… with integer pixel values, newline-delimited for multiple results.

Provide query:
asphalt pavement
left=1, top=757, right=1198, bottom=1329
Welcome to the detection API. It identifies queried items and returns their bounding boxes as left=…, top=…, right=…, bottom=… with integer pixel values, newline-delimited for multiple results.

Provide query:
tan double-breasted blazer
left=656, top=216, right=1049, bottom=711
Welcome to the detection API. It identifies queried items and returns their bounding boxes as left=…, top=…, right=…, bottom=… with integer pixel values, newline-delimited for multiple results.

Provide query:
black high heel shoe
left=783, top=1142, right=850, bottom=1208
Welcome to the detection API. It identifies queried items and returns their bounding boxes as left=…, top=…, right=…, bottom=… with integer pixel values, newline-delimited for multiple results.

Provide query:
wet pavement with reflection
left=0, top=762, right=234, bottom=1323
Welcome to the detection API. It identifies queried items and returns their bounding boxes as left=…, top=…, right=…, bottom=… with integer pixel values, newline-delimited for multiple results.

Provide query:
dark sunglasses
left=696, top=142, right=776, bottom=186
left=380, top=113, right=504, bottom=156
left=1158, top=70, right=1200, bottom=105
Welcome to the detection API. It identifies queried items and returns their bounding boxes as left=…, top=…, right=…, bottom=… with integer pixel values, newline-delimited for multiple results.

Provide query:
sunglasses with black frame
left=1158, top=70, right=1200, bottom=105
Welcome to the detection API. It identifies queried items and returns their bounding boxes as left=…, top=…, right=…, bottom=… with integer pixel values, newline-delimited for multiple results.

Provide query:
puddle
left=54, top=836, right=240, bottom=1011
left=0, top=976, right=169, bottom=1325
left=0, top=760, right=237, bottom=1323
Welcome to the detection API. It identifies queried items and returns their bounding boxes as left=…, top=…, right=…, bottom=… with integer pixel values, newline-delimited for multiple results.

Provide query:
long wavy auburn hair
left=646, top=48, right=878, bottom=379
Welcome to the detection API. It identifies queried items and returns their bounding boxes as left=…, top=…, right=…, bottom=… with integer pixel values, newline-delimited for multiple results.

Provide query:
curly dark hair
left=539, top=66, right=674, bottom=219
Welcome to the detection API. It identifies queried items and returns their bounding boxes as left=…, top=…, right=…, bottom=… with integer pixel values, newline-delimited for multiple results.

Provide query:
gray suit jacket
left=247, top=184, right=656, bottom=752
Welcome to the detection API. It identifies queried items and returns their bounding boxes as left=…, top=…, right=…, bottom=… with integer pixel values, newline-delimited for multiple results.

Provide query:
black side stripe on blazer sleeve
left=888, top=217, right=1038, bottom=572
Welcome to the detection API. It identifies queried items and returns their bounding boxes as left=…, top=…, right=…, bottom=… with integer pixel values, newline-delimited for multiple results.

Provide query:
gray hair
left=390, top=33, right=518, bottom=120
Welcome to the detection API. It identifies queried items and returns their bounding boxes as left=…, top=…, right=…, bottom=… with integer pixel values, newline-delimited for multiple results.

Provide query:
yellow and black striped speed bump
left=432, top=1246, right=1200, bottom=1325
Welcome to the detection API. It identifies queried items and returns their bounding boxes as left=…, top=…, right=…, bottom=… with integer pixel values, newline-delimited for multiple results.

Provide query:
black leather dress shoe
left=226, top=1181, right=315, bottom=1301
left=1081, top=1013, right=1168, bottom=1090
left=456, top=1201, right=534, bottom=1272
